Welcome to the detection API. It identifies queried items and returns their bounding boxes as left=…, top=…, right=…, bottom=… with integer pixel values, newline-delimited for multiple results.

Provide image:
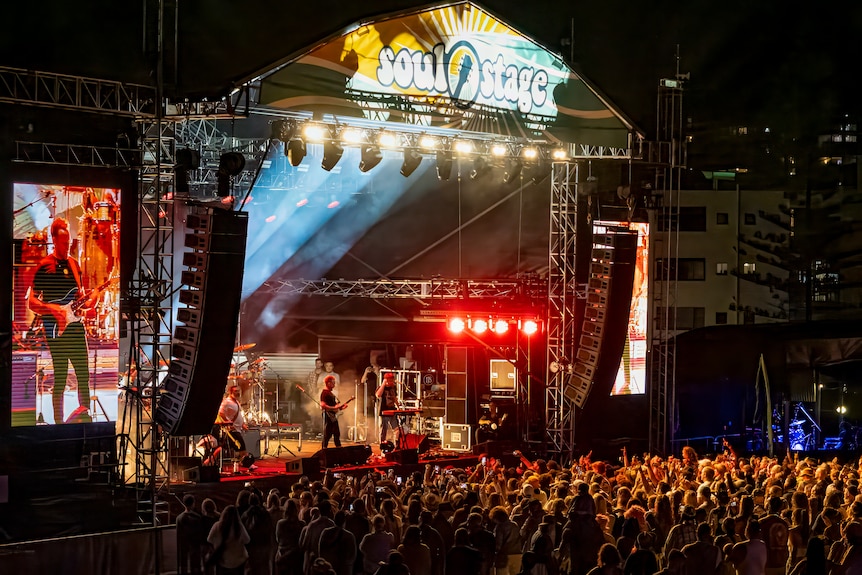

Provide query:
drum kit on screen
left=229, top=343, right=273, bottom=426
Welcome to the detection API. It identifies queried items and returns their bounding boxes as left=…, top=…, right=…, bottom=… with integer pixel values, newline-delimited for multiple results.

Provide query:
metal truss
left=0, top=66, right=156, bottom=116
left=13, top=141, right=140, bottom=168
left=648, top=78, right=686, bottom=455
left=126, top=117, right=176, bottom=524
left=545, top=161, right=579, bottom=462
left=264, top=278, right=531, bottom=300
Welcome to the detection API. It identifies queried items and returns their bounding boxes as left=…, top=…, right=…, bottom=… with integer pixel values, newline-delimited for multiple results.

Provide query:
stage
left=163, top=429, right=482, bottom=516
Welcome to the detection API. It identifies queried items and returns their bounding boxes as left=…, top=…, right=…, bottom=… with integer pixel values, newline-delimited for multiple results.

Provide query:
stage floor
left=163, top=431, right=480, bottom=518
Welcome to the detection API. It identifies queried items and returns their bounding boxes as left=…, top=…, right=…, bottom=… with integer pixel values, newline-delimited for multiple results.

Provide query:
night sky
left=4, top=0, right=860, bottom=137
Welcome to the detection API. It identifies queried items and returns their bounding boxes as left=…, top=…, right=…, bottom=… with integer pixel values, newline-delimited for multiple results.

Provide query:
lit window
left=743, top=262, right=757, bottom=275
left=716, top=263, right=728, bottom=275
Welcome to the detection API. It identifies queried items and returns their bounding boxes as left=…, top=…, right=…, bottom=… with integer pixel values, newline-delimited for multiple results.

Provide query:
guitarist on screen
left=27, top=218, right=95, bottom=424
left=320, top=374, right=352, bottom=449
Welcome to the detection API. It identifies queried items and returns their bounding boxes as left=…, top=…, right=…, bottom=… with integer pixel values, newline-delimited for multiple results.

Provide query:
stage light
left=174, top=148, right=200, bottom=196
left=378, top=132, right=398, bottom=148
left=400, top=149, right=422, bottom=177
left=503, top=159, right=522, bottom=184
left=303, top=123, right=327, bottom=142
left=342, top=128, right=364, bottom=144
left=420, top=135, right=439, bottom=150
left=522, top=319, right=539, bottom=335
left=322, top=140, right=344, bottom=171
left=470, top=157, right=489, bottom=180
left=472, top=318, right=488, bottom=333
left=448, top=317, right=465, bottom=333
left=271, top=119, right=293, bottom=141
left=522, top=147, right=539, bottom=160
left=491, top=144, right=507, bottom=157
left=494, top=319, right=509, bottom=334
left=216, top=152, right=246, bottom=197
left=286, top=138, right=306, bottom=166
left=552, top=148, right=568, bottom=161
left=359, top=145, right=383, bottom=172
left=436, top=149, right=453, bottom=181
left=454, top=140, right=473, bottom=154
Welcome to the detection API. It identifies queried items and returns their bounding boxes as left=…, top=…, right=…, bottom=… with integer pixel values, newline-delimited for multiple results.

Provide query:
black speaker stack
left=155, top=208, right=249, bottom=435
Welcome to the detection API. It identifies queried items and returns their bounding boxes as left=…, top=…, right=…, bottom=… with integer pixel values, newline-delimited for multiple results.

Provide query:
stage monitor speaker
left=385, top=449, right=419, bottom=464
left=442, top=424, right=472, bottom=452
left=286, top=457, right=321, bottom=479
left=400, top=433, right=430, bottom=453
left=314, top=445, right=372, bottom=468
left=242, top=430, right=261, bottom=459
left=170, top=456, right=202, bottom=483
left=155, top=209, right=249, bottom=436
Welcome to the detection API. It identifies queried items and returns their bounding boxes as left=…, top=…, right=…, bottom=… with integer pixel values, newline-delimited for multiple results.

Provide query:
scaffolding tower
left=545, top=161, right=579, bottom=462
left=648, top=73, right=686, bottom=455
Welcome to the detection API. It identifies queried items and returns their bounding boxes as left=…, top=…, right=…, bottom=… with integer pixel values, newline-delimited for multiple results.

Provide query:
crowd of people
left=175, top=442, right=862, bottom=575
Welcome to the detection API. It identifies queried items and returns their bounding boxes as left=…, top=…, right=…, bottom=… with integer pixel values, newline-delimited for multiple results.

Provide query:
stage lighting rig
left=400, top=149, right=422, bottom=177
left=436, top=149, right=453, bottom=181
left=359, top=145, right=383, bottom=172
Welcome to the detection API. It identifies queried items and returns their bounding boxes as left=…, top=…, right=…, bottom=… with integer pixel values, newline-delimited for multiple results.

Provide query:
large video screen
left=610, top=221, right=649, bottom=395
left=11, top=183, right=121, bottom=426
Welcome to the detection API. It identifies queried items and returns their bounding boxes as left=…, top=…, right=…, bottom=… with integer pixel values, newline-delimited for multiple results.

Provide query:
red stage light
left=296, top=198, right=309, bottom=207
left=472, top=318, right=488, bottom=333
left=327, top=200, right=340, bottom=209
left=494, top=319, right=509, bottom=334
left=522, top=320, right=538, bottom=335
left=448, top=318, right=465, bottom=333
left=265, top=215, right=277, bottom=223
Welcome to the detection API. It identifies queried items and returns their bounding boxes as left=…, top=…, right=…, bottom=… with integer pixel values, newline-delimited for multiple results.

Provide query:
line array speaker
left=565, top=242, right=614, bottom=407
left=155, top=208, right=249, bottom=435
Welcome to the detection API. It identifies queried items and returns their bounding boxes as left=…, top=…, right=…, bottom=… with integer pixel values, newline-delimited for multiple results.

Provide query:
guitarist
left=27, top=218, right=95, bottom=424
left=320, top=375, right=349, bottom=449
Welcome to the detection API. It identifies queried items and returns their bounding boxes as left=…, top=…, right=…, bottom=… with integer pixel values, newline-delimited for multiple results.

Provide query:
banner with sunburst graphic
left=259, top=2, right=635, bottom=148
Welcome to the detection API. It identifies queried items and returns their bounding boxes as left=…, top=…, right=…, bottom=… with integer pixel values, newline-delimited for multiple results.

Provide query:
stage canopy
left=247, top=1, right=641, bottom=150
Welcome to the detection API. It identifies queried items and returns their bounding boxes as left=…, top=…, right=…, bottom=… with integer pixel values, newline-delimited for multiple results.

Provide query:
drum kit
left=78, top=193, right=120, bottom=340
left=229, top=343, right=273, bottom=426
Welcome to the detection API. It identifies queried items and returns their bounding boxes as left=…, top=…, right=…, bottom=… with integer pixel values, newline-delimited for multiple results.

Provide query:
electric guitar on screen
left=41, top=275, right=119, bottom=339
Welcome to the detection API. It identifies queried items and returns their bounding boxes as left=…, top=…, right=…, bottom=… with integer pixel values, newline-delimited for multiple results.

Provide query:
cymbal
left=227, top=373, right=249, bottom=380
left=234, top=343, right=256, bottom=352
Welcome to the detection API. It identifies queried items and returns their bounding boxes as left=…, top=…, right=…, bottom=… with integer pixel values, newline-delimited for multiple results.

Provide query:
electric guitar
left=325, top=396, right=355, bottom=422
left=479, top=412, right=508, bottom=432
left=41, top=275, right=119, bottom=339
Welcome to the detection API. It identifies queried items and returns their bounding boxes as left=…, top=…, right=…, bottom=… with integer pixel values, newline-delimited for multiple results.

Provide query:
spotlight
left=286, top=138, right=306, bottom=166
left=522, top=319, right=539, bottom=335
left=378, top=132, right=398, bottom=148
left=400, top=149, right=422, bottom=177
left=503, top=159, right=522, bottom=184
left=470, top=157, right=489, bottom=180
left=342, top=128, right=364, bottom=145
left=522, top=147, right=539, bottom=160
left=454, top=140, right=473, bottom=154
left=472, top=318, right=488, bottom=333
left=322, top=140, right=344, bottom=171
left=436, top=150, right=453, bottom=181
left=491, top=144, right=507, bottom=157
left=359, top=145, right=382, bottom=172
left=419, top=135, right=439, bottom=150
left=303, top=123, right=327, bottom=142
left=493, top=319, right=509, bottom=334
left=270, top=119, right=290, bottom=141
left=448, top=317, right=465, bottom=333
left=216, top=152, right=246, bottom=197
left=174, top=148, right=200, bottom=196
left=552, top=148, right=568, bottom=161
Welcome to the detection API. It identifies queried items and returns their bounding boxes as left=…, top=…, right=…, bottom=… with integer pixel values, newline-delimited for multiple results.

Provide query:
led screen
left=11, top=184, right=121, bottom=425
left=610, top=221, right=649, bottom=395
